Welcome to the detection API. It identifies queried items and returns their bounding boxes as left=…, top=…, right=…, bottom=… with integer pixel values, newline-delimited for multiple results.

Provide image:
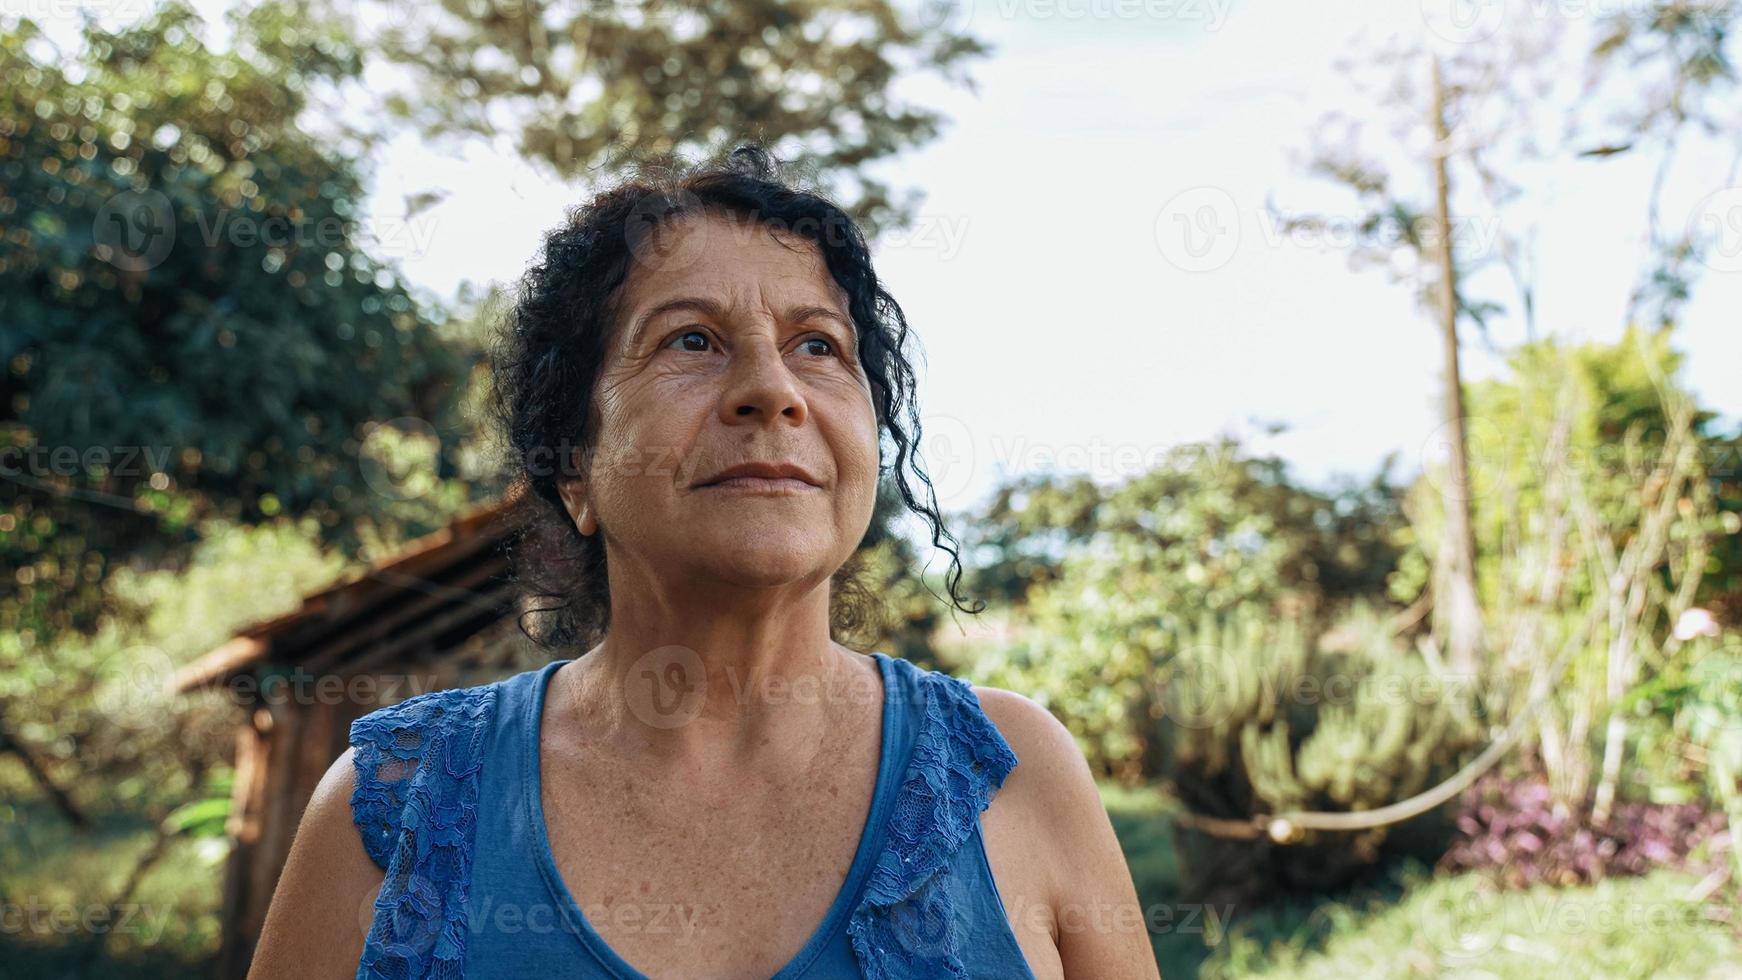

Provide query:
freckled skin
left=247, top=209, right=1159, bottom=980
left=566, top=210, right=881, bottom=606
left=534, top=212, right=901, bottom=977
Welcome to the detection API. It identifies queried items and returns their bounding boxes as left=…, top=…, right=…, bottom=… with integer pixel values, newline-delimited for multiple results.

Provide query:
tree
left=1, top=0, right=985, bottom=862
left=963, top=440, right=1407, bottom=781
left=1, top=4, right=477, bottom=638
left=1428, top=52, right=1484, bottom=675
left=1406, top=329, right=1735, bottom=818
left=3, top=0, right=987, bottom=638
left=297, top=0, right=989, bottom=233
left=960, top=471, right=1103, bottom=609
left=1277, top=2, right=1742, bottom=673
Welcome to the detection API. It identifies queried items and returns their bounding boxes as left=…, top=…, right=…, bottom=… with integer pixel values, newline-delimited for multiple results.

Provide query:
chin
left=694, top=528, right=839, bottom=589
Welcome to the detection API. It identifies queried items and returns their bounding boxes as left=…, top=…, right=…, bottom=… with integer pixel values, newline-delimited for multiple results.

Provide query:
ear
left=556, top=476, right=599, bottom=537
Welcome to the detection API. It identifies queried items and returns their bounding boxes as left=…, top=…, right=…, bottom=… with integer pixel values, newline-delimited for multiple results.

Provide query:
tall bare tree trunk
left=1429, top=54, right=1485, bottom=675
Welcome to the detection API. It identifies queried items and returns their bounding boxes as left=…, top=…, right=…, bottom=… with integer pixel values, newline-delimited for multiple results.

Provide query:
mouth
left=699, top=476, right=822, bottom=495
left=696, top=462, right=824, bottom=493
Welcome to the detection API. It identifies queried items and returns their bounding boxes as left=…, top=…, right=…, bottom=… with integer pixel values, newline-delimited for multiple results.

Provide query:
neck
left=555, top=565, right=875, bottom=771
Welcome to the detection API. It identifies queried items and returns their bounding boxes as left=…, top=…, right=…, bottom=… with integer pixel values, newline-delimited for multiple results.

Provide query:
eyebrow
left=626, top=296, right=852, bottom=347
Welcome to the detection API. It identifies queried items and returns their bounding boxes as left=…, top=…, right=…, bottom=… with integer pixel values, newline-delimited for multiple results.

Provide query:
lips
left=701, top=475, right=820, bottom=494
left=696, top=461, right=823, bottom=488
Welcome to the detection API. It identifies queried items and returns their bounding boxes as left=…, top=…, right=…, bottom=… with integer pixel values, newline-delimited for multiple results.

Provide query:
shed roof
left=173, top=496, right=521, bottom=693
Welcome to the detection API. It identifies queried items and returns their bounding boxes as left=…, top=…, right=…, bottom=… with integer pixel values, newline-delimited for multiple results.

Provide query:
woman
left=251, top=146, right=1158, bottom=979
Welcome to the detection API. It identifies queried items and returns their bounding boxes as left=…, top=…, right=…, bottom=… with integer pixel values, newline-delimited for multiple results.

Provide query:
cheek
left=833, top=403, right=882, bottom=509
left=588, top=389, right=698, bottom=513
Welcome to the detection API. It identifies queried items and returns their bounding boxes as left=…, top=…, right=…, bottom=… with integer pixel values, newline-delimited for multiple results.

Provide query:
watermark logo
left=1157, top=647, right=1235, bottom=729
left=94, top=644, right=177, bottom=733
left=883, top=894, right=956, bottom=961
left=624, top=645, right=708, bottom=729
left=0, top=898, right=172, bottom=942
left=980, top=0, right=1231, bottom=27
left=0, top=0, right=154, bottom=22
left=358, top=416, right=443, bottom=502
left=1154, top=187, right=1240, bottom=272
left=188, top=208, right=442, bottom=262
left=357, top=890, right=380, bottom=939
left=1689, top=186, right=1742, bottom=273
left=916, top=0, right=973, bottom=32
left=918, top=413, right=978, bottom=502
left=1419, top=0, right=1508, bottom=45
left=1416, top=877, right=1505, bottom=961
left=93, top=189, right=175, bottom=271
left=1257, top=207, right=1504, bottom=260
left=1418, top=414, right=1509, bottom=506
left=877, top=214, right=972, bottom=261
left=624, top=189, right=710, bottom=275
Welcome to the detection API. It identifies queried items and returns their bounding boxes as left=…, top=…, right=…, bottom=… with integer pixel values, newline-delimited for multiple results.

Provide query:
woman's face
left=562, top=210, right=880, bottom=598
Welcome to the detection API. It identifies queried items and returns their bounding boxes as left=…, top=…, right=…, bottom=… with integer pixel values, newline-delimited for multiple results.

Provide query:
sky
left=347, top=0, right=1742, bottom=518
left=29, top=0, right=1742, bottom=520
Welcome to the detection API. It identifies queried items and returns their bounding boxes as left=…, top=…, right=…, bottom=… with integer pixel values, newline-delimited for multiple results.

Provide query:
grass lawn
left=1101, top=784, right=1742, bottom=979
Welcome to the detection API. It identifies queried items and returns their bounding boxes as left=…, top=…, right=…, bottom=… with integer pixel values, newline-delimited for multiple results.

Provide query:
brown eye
left=667, top=329, right=711, bottom=352
left=800, top=337, right=834, bottom=357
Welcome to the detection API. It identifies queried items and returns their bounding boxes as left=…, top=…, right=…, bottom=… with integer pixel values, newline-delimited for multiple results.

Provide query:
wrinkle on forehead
left=610, top=212, right=852, bottom=349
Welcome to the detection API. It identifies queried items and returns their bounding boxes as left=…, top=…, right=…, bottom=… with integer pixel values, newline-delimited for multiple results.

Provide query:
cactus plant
left=1152, top=604, right=1485, bottom=908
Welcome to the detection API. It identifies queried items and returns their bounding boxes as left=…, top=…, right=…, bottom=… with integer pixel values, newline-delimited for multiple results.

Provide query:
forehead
left=612, top=211, right=849, bottom=329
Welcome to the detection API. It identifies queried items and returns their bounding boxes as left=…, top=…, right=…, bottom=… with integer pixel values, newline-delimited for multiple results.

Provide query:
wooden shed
left=173, top=497, right=545, bottom=979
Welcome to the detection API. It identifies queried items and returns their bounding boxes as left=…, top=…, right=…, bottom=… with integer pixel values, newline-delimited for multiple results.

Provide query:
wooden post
left=216, top=707, right=272, bottom=979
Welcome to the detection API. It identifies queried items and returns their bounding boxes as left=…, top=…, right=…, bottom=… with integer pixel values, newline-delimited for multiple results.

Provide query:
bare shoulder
left=291, top=746, right=370, bottom=859
left=969, top=684, right=1064, bottom=745
left=970, top=685, right=1163, bottom=980
left=247, top=747, right=384, bottom=979
left=308, top=745, right=359, bottom=813
left=970, top=686, right=1101, bottom=816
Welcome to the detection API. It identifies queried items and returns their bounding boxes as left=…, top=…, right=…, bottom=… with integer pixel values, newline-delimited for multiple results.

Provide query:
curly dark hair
left=489, top=144, right=980, bottom=653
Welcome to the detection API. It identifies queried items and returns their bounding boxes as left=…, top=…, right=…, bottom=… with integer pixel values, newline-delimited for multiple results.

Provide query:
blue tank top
left=347, top=652, right=1038, bottom=979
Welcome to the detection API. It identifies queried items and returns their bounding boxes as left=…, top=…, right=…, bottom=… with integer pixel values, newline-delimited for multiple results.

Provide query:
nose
left=717, top=337, right=808, bottom=427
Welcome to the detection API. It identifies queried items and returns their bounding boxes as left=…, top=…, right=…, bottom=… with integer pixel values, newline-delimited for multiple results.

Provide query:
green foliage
left=1666, top=633, right=1742, bottom=782
left=1628, top=630, right=1742, bottom=813
left=966, top=439, right=1408, bottom=781
left=161, top=794, right=230, bottom=840
left=1401, top=329, right=1723, bottom=609
left=1200, top=863, right=1740, bottom=979
left=1447, top=328, right=1732, bottom=614
left=962, top=472, right=1102, bottom=608
left=0, top=515, right=357, bottom=971
left=835, top=478, right=961, bottom=670
left=340, top=0, right=989, bottom=233
left=108, top=516, right=349, bottom=657
left=161, top=768, right=233, bottom=846
left=1157, top=605, right=1483, bottom=907
left=0, top=4, right=477, bottom=638
left=0, top=517, right=347, bottom=829
left=0, top=802, right=225, bottom=974
left=1405, top=328, right=1735, bottom=807
left=1109, top=784, right=1742, bottom=978
left=960, top=441, right=1480, bottom=906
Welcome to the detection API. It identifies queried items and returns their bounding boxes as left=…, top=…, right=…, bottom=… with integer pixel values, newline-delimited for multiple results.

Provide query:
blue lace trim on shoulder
left=349, top=683, right=497, bottom=980
left=847, top=665, right=1020, bottom=979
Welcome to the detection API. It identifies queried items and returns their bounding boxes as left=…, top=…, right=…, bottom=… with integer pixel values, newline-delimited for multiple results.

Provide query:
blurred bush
left=964, top=439, right=1408, bottom=783
left=960, top=441, right=1485, bottom=906
left=1155, top=604, right=1483, bottom=908
left=1400, top=329, right=1737, bottom=816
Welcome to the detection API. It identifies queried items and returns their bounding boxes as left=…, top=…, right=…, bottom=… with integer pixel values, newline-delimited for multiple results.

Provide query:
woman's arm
left=247, top=747, right=386, bottom=980
left=974, top=687, right=1163, bottom=980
